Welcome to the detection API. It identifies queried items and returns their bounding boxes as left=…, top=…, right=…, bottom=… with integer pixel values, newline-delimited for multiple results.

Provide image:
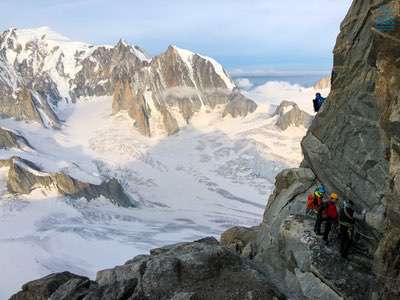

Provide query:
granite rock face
left=222, top=89, right=258, bottom=118
left=11, top=237, right=284, bottom=300
left=313, top=76, right=331, bottom=90
left=10, top=272, right=88, bottom=300
left=70, top=40, right=150, bottom=101
left=0, top=51, right=59, bottom=128
left=300, top=0, right=396, bottom=234
left=253, top=1, right=400, bottom=299
left=0, top=127, right=31, bottom=149
left=112, top=47, right=257, bottom=136
left=3, top=157, right=134, bottom=207
left=272, top=101, right=312, bottom=130
left=251, top=168, right=377, bottom=300
left=220, top=225, right=260, bottom=258
left=368, top=1, right=400, bottom=298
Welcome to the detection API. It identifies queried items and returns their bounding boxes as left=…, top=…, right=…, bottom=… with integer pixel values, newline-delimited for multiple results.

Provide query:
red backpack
left=307, top=194, right=322, bottom=210
left=324, top=202, right=338, bottom=219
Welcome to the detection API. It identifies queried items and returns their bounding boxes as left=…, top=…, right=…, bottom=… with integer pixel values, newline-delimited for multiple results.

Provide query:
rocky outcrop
left=3, top=157, right=134, bottom=207
left=368, top=1, right=400, bottom=298
left=10, top=272, right=89, bottom=300
left=70, top=40, right=150, bottom=101
left=222, top=89, right=258, bottom=118
left=313, top=77, right=331, bottom=90
left=112, top=46, right=257, bottom=136
left=220, top=226, right=259, bottom=259
left=250, top=168, right=377, bottom=300
left=11, top=237, right=284, bottom=300
left=272, top=101, right=312, bottom=130
left=0, top=51, right=60, bottom=128
left=0, top=127, right=31, bottom=149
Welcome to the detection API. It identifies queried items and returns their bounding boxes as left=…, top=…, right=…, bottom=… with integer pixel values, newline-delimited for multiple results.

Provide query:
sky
left=0, top=0, right=353, bottom=76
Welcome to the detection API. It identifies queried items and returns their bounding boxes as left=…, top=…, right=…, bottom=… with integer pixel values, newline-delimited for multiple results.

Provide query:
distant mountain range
left=0, top=27, right=257, bottom=136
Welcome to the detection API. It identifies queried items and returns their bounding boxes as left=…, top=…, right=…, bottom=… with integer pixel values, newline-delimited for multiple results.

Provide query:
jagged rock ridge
left=10, top=237, right=283, bottom=300
left=313, top=76, right=331, bottom=90
left=0, top=27, right=257, bottom=135
left=0, top=127, right=32, bottom=149
left=113, top=46, right=257, bottom=136
left=272, top=101, right=312, bottom=130
left=1, top=157, right=134, bottom=207
left=0, top=51, right=60, bottom=128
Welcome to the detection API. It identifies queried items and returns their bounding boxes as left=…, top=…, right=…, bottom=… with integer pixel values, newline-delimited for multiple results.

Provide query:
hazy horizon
left=0, top=0, right=352, bottom=76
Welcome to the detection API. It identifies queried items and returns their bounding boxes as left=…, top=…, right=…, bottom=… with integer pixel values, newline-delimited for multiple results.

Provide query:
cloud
left=235, top=78, right=254, bottom=90
left=162, top=87, right=230, bottom=100
left=0, top=0, right=353, bottom=71
left=163, top=87, right=199, bottom=99
left=230, top=68, right=331, bottom=77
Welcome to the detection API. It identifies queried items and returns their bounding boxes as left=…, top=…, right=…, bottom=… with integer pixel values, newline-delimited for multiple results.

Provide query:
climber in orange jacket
left=314, top=193, right=338, bottom=243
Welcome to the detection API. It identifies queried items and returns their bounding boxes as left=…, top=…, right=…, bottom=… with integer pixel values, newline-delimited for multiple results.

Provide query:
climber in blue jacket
left=313, top=93, right=326, bottom=112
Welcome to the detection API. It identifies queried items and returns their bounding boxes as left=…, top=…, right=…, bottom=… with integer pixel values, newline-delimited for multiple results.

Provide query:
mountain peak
left=116, top=38, right=129, bottom=47
left=273, top=100, right=312, bottom=130
left=12, top=26, right=72, bottom=42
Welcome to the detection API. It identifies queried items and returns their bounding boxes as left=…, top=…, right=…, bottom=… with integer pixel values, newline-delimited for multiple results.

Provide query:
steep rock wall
left=254, top=1, right=400, bottom=299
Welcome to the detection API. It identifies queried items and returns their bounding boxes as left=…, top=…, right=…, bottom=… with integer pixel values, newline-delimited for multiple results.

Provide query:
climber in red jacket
left=314, top=193, right=338, bottom=243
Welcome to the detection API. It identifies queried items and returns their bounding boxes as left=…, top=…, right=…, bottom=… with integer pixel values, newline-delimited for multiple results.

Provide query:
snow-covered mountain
left=272, top=100, right=312, bottom=130
left=0, top=27, right=256, bottom=135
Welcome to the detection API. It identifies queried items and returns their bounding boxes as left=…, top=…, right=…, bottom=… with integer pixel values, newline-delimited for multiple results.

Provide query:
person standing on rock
left=308, top=186, right=325, bottom=217
left=315, top=193, right=338, bottom=244
left=313, top=93, right=326, bottom=112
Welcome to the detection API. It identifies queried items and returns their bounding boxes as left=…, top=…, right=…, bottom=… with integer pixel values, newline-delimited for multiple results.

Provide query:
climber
left=313, top=93, right=326, bottom=112
left=307, top=186, right=326, bottom=216
left=314, top=193, right=338, bottom=243
left=338, top=200, right=356, bottom=258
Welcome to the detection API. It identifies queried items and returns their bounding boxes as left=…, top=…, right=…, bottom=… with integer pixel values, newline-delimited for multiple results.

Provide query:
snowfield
left=0, top=93, right=308, bottom=298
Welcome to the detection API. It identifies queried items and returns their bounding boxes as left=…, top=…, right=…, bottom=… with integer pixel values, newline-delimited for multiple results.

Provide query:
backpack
left=323, top=202, right=338, bottom=219
left=313, top=99, right=319, bottom=112
left=307, top=194, right=321, bottom=210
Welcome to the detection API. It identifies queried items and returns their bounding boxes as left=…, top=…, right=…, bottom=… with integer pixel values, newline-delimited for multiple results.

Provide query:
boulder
left=10, top=272, right=86, bottom=300
left=220, top=226, right=259, bottom=258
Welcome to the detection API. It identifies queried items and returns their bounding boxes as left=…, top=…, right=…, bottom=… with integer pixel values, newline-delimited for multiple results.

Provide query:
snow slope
left=0, top=96, right=306, bottom=298
left=173, top=45, right=236, bottom=90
